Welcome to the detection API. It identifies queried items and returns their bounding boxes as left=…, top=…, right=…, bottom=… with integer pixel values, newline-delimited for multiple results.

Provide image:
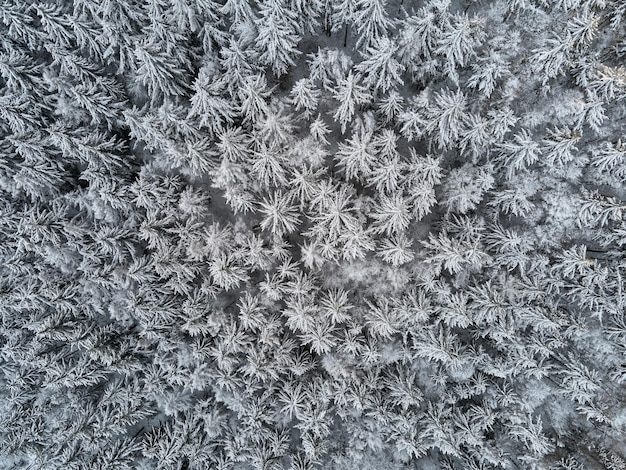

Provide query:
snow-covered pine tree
left=255, top=0, right=301, bottom=77
left=377, top=233, right=415, bottom=266
left=530, top=33, right=573, bottom=84
left=424, top=88, right=468, bottom=150
left=353, top=0, right=394, bottom=50
left=467, top=54, right=510, bottom=98
left=238, top=73, right=273, bottom=124
left=435, top=13, right=485, bottom=77
left=496, top=129, right=542, bottom=180
left=220, top=38, right=257, bottom=91
left=334, top=129, right=377, bottom=181
left=309, top=115, right=332, bottom=144
left=332, top=72, right=372, bottom=134
left=308, top=48, right=353, bottom=91
left=370, top=194, right=412, bottom=235
left=397, top=2, right=449, bottom=81
left=132, top=41, right=190, bottom=105
left=289, top=78, right=321, bottom=120
left=541, top=126, right=581, bottom=167
left=331, top=0, right=358, bottom=46
left=422, top=231, right=489, bottom=275
left=590, top=139, right=626, bottom=178
left=258, top=191, right=301, bottom=237
left=377, top=90, right=404, bottom=124
left=355, top=37, right=404, bottom=94
left=188, top=68, right=236, bottom=136
left=442, top=164, right=494, bottom=215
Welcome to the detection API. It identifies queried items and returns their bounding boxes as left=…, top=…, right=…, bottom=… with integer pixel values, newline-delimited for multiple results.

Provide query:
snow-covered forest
left=1, top=0, right=626, bottom=468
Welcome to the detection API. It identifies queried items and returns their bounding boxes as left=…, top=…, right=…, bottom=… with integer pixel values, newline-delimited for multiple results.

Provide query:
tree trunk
left=324, top=1, right=332, bottom=36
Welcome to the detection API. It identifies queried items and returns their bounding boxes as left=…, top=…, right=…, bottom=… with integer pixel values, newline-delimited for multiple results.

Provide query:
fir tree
left=290, top=78, right=321, bottom=120
left=353, top=0, right=394, bottom=50
left=335, top=130, right=377, bottom=181
left=425, top=88, right=468, bottom=150
left=355, top=37, right=404, bottom=94
left=132, top=41, right=190, bottom=105
left=258, top=192, right=301, bottom=237
left=332, top=72, right=372, bottom=134
left=255, top=0, right=302, bottom=77
left=238, top=73, right=273, bottom=124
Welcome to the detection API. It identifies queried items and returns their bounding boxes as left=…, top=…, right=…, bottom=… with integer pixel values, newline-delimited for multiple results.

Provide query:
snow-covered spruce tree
left=332, top=71, right=372, bottom=133
left=355, top=37, right=405, bottom=94
left=254, top=0, right=302, bottom=77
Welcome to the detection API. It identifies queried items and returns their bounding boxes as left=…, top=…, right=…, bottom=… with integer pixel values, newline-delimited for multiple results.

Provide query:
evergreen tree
left=335, top=130, right=377, bottom=181
left=255, top=0, right=302, bottom=77
left=258, top=191, right=301, bottom=237
left=290, top=78, right=321, bottom=120
left=425, top=88, right=468, bottom=150
left=436, top=13, right=485, bottom=72
left=332, top=72, right=372, bottom=134
left=132, top=41, right=190, bottom=105
left=188, top=69, right=235, bottom=136
left=238, top=73, right=273, bottom=124
left=355, top=37, right=404, bottom=94
left=353, top=0, right=394, bottom=50
left=442, top=164, right=494, bottom=215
